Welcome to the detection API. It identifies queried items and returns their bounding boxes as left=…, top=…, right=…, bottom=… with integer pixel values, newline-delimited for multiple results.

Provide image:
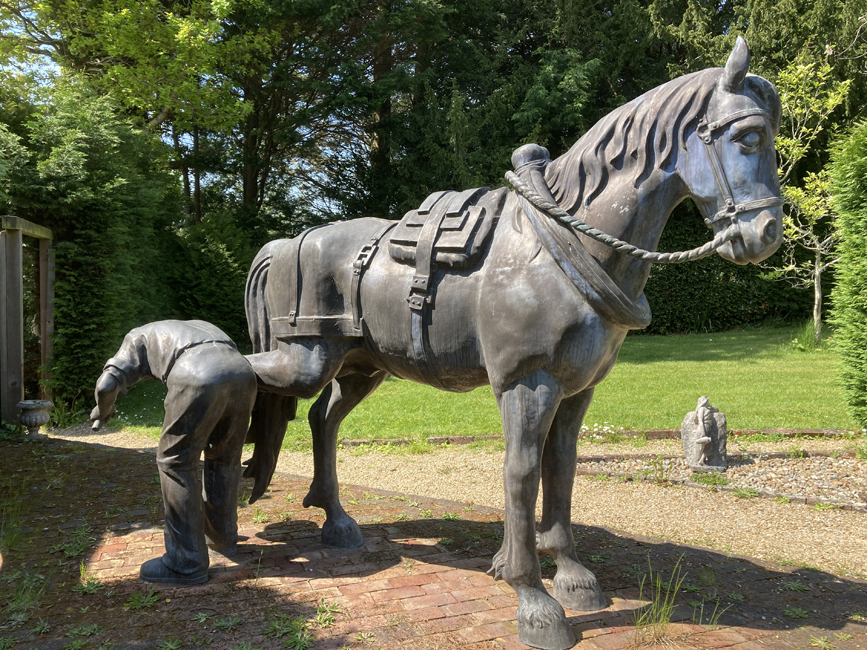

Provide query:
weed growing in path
left=215, top=615, right=242, bottom=631
left=313, top=599, right=339, bottom=628
left=695, top=568, right=717, bottom=587
left=733, top=488, right=761, bottom=499
left=691, top=599, right=730, bottom=627
left=0, top=478, right=25, bottom=552
left=2, top=570, right=46, bottom=626
left=784, top=606, right=810, bottom=619
left=264, top=613, right=313, bottom=650
left=125, top=587, right=160, bottom=610
left=51, top=525, right=93, bottom=558
left=156, top=639, right=182, bottom=650
left=192, top=612, right=213, bottom=624
left=632, top=557, right=686, bottom=646
left=692, top=473, right=729, bottom=487
left=71, top=562, right=104, bottom=594
left=31, top=619, right=50, bottom=635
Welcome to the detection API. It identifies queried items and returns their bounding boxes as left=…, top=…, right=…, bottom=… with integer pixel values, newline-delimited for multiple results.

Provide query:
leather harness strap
left=285, top=224, right=328, bottom=327
left=351, top=221, right=397, bottom=332
left=406, top=207, right=449, bottom=390
left=696, top=107, right=784, bottom=226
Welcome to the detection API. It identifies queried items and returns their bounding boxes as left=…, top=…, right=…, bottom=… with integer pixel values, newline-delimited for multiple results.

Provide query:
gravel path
left=48, top=425, right=867, bottom=579
left=577, top=454, right=867, bottom=507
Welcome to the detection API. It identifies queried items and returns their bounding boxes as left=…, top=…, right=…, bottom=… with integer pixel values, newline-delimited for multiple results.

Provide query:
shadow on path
left=0, top=437, right=865, bottom=649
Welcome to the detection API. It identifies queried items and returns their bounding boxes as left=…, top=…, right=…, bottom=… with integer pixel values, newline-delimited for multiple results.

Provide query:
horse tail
left=243, top=240, right=298, bottom=504
left=245, top=240, right=277, bottom=353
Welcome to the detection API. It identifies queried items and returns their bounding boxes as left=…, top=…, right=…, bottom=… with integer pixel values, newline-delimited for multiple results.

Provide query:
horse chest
left=478, top=253, right=628, bottom=395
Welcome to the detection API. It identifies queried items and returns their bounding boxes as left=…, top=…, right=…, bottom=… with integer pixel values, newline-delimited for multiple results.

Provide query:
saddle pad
left=389, top=186, right=508, bottom=268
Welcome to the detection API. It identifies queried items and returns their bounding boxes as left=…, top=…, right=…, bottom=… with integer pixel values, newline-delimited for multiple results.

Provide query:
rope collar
left=508, top=108, right=782, bottom=265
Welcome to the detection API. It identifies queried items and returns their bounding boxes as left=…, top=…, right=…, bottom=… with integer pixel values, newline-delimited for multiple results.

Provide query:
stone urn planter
left=16, top=399, right=54, bottom=436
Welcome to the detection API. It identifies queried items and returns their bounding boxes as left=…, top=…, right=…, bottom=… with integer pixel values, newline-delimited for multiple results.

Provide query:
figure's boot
left=153, top=464, right=210, bottom=582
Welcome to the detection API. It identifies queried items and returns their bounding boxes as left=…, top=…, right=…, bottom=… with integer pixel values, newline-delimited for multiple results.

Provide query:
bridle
left=507, top=108, right=784, bottom=265
left=696, top=108, right=784, bottom=228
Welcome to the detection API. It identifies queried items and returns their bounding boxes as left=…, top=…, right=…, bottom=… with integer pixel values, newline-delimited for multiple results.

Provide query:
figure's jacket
left=103, top=320, right=237, bottom=387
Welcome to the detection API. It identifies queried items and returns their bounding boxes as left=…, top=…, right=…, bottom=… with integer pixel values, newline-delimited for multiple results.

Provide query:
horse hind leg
left=303, top=370, right=388, bottom=548
left=537, top=388, right=607, bottom=612
left=243, top=340, right=351, bottom=502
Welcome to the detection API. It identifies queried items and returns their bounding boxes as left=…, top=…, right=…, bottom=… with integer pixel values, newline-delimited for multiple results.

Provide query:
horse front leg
left=493, top=370, right=576, bottom=650
left=304, top=370, right=388, bottom=548
left=538, top=388, right=607, bottom=611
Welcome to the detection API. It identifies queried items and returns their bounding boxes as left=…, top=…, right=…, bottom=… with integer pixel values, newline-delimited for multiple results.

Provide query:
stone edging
left=575, top=451, right=867, bottom=512
left=337, top=428, right=864, bottom=447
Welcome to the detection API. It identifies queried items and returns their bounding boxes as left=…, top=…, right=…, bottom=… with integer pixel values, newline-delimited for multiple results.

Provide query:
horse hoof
left=321, top=515, right=364, bottom=549
left=516, top=590, right=576, bottom=650
left=553, top=579, right=607, bottom=611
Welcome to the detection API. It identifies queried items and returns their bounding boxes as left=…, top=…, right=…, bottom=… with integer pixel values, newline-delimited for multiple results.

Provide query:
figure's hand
left=90, top=404, right=116, bottom=430
left=91, top=371, right=121, bottom=430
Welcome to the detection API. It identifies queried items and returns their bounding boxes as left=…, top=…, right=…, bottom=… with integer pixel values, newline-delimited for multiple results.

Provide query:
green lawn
left=111, top=325, right=859, bottom=443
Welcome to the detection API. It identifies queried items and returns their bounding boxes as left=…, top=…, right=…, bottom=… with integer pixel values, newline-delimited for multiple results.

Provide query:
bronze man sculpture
left=241, top=38, right=782, bottom=649
left=91, top=320, right=257, bottom=585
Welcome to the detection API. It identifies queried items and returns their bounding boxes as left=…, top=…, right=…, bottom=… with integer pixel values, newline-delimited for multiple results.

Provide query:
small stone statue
left=90, top=320, right=258, bottom=585
left=681, top=397, right=727, bottom=472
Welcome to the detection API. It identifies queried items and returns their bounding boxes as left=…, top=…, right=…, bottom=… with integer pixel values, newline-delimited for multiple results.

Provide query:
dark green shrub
left=0, top=80, right=180, bottom=405
left=830, top=120, right=867, bottom=428
left=169, top=210, right=257, bottom=349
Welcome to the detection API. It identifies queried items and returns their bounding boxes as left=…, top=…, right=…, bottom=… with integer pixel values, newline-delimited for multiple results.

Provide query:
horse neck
left=573, top=168, right=687, bottom=299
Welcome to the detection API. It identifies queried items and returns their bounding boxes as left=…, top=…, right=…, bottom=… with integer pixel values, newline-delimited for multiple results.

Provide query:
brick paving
left=1, top=437, right=866, bottom=649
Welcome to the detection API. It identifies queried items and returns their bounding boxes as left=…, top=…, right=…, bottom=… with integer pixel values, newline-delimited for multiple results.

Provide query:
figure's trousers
left=156, top=345, right=257, bottom=575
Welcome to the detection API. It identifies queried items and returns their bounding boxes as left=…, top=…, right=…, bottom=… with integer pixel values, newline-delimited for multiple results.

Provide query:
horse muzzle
left=716, top=207, right=782, bottom=265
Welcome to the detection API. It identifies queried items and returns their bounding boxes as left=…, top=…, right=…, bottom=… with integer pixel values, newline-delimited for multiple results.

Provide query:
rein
left=506, top=108, right=783, bottom=265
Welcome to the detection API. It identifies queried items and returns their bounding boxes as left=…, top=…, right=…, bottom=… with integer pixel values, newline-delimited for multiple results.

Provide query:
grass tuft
left=692, top=473, right=729, bottom=487
left=125, top=587, right=160, bottom=610
left=632, top=557, right=686, bottom=646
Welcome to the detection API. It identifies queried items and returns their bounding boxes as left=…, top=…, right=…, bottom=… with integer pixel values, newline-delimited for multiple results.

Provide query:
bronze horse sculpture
left=242, top=38, right=782, bottom=649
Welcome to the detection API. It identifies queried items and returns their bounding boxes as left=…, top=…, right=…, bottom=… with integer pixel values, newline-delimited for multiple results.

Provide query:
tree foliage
left=0, top=0, right=860, bottom=404
left=761, top=50, right=851, bottom=344
left=829, top=121, right=867, bottom=428
left=0, top=79, right=181, bottom=403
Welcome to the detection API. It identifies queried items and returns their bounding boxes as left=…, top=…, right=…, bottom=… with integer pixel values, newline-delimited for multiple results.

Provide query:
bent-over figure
left=90, top=320, right=257, bottom=585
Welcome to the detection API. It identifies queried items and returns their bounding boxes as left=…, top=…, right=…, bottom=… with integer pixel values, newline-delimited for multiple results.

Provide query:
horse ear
left=722, top=36, right=750, bottom=93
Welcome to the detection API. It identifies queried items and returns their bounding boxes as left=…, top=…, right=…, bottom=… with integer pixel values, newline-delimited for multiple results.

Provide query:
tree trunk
left=241, top=78, right=262, bottom=215
left=173, top=126, right=191, bottom=220
left=370, top=2, right=393, bottom=217
left=813, top=254, right=823, bottom=346
left=193, top=125, right=202, bottom=224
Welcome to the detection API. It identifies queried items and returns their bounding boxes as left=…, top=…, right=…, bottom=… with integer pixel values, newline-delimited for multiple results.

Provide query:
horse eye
left=737, top=131, right=762, bottom=148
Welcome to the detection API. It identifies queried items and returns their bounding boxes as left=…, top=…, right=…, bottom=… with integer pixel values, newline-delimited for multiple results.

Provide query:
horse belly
left=361, top=255, right=487, bottom=392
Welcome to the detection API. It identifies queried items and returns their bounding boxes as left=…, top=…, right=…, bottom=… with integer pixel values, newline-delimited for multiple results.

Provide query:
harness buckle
left=697, top=121, right=713, bottom=145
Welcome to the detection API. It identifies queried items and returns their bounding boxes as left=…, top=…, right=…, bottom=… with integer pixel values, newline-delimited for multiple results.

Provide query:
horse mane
left=545, top=68, right=781, bottom=214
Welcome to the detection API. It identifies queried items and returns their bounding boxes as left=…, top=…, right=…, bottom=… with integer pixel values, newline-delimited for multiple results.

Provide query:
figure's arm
left=90, top=368, right=128, bottom=430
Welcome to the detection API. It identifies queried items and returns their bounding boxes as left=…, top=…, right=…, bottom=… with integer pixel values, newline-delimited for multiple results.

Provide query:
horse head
left=679, top=36, right=783, bottom=265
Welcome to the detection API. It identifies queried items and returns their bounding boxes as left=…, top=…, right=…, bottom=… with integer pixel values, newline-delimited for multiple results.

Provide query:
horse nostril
left=762, top=218, right=778, bottom=245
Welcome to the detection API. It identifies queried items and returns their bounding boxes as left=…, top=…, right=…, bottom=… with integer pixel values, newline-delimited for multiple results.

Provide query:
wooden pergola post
left=0, top=216, right=54, bottom=424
